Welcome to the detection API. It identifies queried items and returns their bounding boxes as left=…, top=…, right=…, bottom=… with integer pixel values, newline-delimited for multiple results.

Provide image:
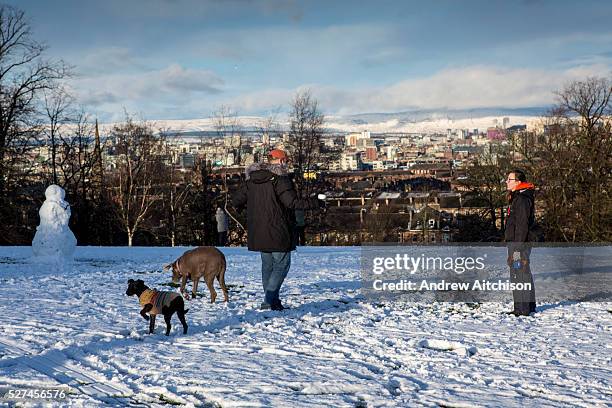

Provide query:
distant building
left=487, top=127, right=506, bottom=140
left=410, top=163, right=452, bottom=178
left=383, top=160, right=398, bottom=170
left=243, top=153, right=255, bottom=166
left=452, top=145, right=482, bottom=158
left=365, top=146, right=377, bottom=161
left=179, top=153, right=195, bottom=168
left=232, top=135, right=241, bottom=148
left=340, top=152, right=360, bottom=171
left=359, top=161, right=373, bottom=171
left=345, top=130, right=370, bottom=147
left=372, top=160, right=384, bottom=171
left=506, top=124, right=527, bottom=133
left=261, top=133, right=270, bottom=145
left=345, top=134, right=357, bottom=147
left=225, top=152, right=235, bottom=166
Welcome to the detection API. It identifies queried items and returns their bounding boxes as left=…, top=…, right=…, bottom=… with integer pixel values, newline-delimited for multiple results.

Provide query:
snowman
left=32, top=184, right=77, bottom=262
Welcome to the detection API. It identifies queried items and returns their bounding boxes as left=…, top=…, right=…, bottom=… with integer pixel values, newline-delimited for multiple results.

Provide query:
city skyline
left=6, top=0, right=612, bottom=121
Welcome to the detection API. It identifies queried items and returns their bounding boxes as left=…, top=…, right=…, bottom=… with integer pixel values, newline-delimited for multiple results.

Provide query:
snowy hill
left=0, top=246, right=609, bottom=407
left=97, top=108, right=547, bottom=135
left=325, top=107, right=546, bottom=133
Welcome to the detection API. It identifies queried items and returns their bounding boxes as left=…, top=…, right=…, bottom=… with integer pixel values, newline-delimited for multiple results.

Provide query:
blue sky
left=8, top=0, right=612, bottom=121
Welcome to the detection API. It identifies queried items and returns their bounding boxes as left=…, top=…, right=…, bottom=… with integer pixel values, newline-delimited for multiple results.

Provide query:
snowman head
left=44, top=185, right=66, bottom=202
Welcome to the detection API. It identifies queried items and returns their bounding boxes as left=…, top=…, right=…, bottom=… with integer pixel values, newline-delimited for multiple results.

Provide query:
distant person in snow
left=294, top=209, right=306, bottom=246
left=504, top=169, right=537, bottom=316
left=216, top=207, right=229, bottom=246
left=232, top=149, right=325, bottom=311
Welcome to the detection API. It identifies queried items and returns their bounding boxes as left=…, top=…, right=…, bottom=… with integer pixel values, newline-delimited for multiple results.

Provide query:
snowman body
left=32, top=185, right=77, bottom=262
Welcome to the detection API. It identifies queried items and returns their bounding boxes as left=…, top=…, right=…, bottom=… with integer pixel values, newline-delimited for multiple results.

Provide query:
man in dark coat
left=504, top=169, right=537, bottom=316
left=232, top=149, right=324, bottom=310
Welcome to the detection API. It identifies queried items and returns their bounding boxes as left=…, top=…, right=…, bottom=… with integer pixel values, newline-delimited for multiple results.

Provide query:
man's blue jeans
left=260, top=251, right=291, bottom=306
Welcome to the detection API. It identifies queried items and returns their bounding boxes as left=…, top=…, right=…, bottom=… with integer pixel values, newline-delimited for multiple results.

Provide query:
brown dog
left=164, top=246, right=228, bottom=303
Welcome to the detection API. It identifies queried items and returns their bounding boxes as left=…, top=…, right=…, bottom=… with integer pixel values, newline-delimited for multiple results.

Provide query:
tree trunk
left=51, top=130, right=57, bottom=185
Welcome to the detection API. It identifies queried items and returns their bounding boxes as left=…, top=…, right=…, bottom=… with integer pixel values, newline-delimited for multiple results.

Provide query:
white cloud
left=70, top=62, right=611, bottom=121
left=224, top=63, right=612, bottom=115
left=70, top=63, right=224, bottom=112
left=71, top=47, right=146, bottom=76
left=157, top=64, right=224, bottom=93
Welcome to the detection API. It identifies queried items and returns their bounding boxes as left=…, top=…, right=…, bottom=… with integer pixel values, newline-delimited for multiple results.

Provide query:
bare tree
left=213, top=105, right=241, bottom=135
left=158, top=134, right=192, bottom=247
left=109, top=114, right=166, bottom=246
left=459, top=144, right=513, bottom=239
left=212, top=104, right=242, bottom=164
left=166, top=179, right=191, bottom=247
left=363, top=209, right=398, bottom=242
left=256, top=107, right=282, bottom=153
left=0, top=4, right=70, bottom=194
left=43, top=86, right=74, bottom=184
left=59, top=111, right=113, bottom=206
left=286, top=90, right=326, bottom=196
left=557, top=77, right=611, bottom=135
left=525, top=77, right=611, bottom=242
left=54, top=110, right=104, bottom=243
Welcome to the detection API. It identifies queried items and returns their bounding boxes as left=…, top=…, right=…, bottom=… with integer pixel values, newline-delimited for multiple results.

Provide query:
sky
left=6, top=0, right=612, bottom=122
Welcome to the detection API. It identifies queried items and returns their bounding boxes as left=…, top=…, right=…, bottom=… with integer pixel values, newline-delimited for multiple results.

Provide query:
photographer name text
left=371, top=279, right=532, bottom=292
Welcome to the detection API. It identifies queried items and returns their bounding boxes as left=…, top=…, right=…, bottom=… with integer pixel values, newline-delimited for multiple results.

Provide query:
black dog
left=126, top=279, right=189, bottom=335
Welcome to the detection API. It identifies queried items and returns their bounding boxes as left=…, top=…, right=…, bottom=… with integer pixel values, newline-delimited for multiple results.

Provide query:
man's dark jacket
left=232, top=163, right=319, bottom=252
left=505, top=182, right=535, bottom=251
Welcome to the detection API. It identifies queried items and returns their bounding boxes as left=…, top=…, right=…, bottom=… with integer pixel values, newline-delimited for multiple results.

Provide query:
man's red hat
left=268, top=149, right=287, bottom=160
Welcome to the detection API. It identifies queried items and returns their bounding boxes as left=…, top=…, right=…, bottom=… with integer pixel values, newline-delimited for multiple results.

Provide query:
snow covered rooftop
left=376, top=192, right=402, bottom=200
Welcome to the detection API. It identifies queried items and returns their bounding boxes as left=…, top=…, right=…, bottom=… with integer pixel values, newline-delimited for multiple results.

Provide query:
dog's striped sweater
left=139, top=289, right=180, bottom=315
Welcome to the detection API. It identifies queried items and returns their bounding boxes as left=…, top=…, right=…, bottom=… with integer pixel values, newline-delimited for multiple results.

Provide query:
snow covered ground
left=0, top=246, right=610, bottom=407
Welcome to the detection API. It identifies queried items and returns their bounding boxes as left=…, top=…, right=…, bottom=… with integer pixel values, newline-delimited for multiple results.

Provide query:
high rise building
left=365, top=146, right=377, bottom=161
